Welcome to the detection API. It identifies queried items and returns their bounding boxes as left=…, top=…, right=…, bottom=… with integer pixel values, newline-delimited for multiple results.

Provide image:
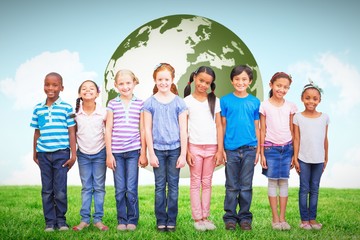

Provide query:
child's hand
left=254, top=151, right=260, bottom=165
left=323, top=160, right=328, bottom=172
left=176, top=155, right=186, bottom=169
left=33, top=156, right=39, bottom=166
left=138, top=154, right=148, bottom=168
left=214, top=151, right=224, bottom=166
left=150, top=153, right=159, bottom=168
left=62, top=157, right=76, bottom=170
left=260, top=154, right=267, bottom=169
left=106, top=155, right=116, bottom=171
left=223, top=150, right=227, bottom=164
left=290, top=156, right=295, bottom=169
left=294, top=160, right=300, bottom=174
left=186, top=152, right=194, bottom=166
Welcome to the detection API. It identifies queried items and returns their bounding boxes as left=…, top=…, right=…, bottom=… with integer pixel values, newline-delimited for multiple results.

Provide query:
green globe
left=103, top=14, right=263, bottom=177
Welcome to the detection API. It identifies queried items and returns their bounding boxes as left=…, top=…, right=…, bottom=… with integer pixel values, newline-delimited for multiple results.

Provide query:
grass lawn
left=0, top=185, right=359, bottom=239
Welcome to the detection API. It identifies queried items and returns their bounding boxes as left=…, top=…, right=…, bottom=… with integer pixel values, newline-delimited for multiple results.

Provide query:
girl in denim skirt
left=260, top=72, right=297, bottom=230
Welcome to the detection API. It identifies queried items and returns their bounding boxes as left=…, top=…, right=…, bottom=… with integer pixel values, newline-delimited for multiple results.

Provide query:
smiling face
left=79, top=80, right=99, bottom=101
left=231, top=70, right=252, bottom=94
left=115, top=73, right=136, bottom=98
left=154, top=70, right=173, bottom=94
left=270, top=77, right=291, bottom=99
left=194, top=72, right=213, bottom=95
left=44, top=74, right=63, bottom=102
left=302, top=88, right=321, bottom=112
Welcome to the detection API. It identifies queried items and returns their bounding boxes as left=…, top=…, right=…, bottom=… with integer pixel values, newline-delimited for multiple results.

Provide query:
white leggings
left=268, top=179, right=288, bottom=197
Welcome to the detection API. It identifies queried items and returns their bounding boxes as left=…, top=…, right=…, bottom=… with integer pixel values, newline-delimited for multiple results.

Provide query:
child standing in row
left=72, top=80, right=108, bottom=231
left=260, top=72, right=297, bottom=230
left=293, top=81, right=329, bottom=230
left=144, top=63, right=187, bottom=232
left=30, top=72, right=76, bottom=232
left=183, top=66, right=224, bottom=231
left=106, top=70, right=148, bottom=231
left=221, top=65, right=260, bottom=231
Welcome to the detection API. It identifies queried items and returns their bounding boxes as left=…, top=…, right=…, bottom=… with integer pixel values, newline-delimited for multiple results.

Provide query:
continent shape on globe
left=104, top=14, right=263, bottom=177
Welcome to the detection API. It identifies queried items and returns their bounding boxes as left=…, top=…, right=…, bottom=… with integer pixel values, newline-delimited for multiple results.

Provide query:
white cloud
left=321, top=146, right=360, bottom=188
left=288, top=52, right=360, bottom=115
left=0, top=50, right=98, bottom=110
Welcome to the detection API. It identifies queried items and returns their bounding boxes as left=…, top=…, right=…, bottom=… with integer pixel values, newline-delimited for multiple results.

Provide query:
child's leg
left=201, top=144, right=217, bottom=220
left=153, top=149, right=169, bottom=227
left=268, top=179, right=279, bottom=223
left=279, top=179, right=289, bottom=222
left=299, top=160, right=311, bottom=222
left=237, top=147, right=256, bottom=225
left=223, top=149, right=242, bottom=224
left=309, top=162, right=324, bottom=223
left=38, top=152, right=56, bottom=227
left=125, top=150, right=140, bottom=225
left=166, top=148, right=181, bottom=227
left=52, top=149, right=70, bottom=227
left=113, top=153, right=127, bottom=225
left=91, top=148, right=107, bottom=224
left=189, top=144, right=204, bottom=221
left=77, top=150, right=93, bottom=224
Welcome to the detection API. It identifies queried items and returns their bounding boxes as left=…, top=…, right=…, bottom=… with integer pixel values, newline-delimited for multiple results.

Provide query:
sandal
left=299, top=223, right=312, bottom=230
left=94, top=222, right=109, bottom=231
left=72, top=222, right=89, bottom=231
left=310, top=222, right=323, bottom=230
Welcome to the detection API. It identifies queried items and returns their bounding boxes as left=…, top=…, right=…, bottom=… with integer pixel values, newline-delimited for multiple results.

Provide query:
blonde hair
left=114, top=69, right=139, bottom=84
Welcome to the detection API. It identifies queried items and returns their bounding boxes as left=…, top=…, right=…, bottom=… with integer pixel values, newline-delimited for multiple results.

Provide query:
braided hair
left=71, top=80, right=100, bottom=118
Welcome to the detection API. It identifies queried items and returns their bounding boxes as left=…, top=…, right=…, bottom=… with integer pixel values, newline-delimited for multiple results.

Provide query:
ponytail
left=207, top=82, right=216, bottom=119
left=183, top=72, right=195, bottom=97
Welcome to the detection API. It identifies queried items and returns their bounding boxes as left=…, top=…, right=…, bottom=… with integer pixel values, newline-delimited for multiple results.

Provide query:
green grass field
left=0, top=185, right=359, bottom=239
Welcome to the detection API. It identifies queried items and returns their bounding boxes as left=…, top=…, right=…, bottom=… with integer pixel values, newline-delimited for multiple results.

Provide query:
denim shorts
left=262, top=143, right=293, bottom=179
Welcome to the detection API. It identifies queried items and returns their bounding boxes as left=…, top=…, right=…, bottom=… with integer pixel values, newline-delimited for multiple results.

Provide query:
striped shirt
left=107, top=95, right=143, bottom=153
left=30, top=97, right=76, bottom=152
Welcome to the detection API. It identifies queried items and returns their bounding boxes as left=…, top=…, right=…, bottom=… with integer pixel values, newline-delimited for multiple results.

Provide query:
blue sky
left=0, top=0, right=359, bottom=188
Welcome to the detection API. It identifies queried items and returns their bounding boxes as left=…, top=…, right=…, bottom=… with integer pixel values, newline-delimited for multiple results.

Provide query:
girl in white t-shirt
left=72, top=80, right=108, bottom=231
left=260, top=72, right=297, bottom=230
left=293, top=82, right=329, bottom=230
left=183, top=66, right=224, bottom=231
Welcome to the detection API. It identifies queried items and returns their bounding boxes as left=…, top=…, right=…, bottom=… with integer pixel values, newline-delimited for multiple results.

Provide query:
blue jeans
left=298, top=159, right=324, bottom=221
left=223, top=146, right=256, bottom=224
left=153, top=148, right=181, bottom=226
left=113, top=149, right=140, bottom=225
left=77, top=148, right=106, bottom=224
left=38, top=149, right=69, bottom=227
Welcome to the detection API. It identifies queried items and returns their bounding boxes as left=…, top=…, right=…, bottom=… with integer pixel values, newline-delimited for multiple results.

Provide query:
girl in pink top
left=260, top=72, right=297, bottom=230
left=72, top=80, right=108, bottom=231
left=183, top=66, right=224, bottom=231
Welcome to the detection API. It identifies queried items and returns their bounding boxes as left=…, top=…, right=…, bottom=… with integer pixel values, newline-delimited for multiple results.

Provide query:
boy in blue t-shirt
left=220, top=65, right=260, bottom=231
left=30, top=72, right=76, bottom=232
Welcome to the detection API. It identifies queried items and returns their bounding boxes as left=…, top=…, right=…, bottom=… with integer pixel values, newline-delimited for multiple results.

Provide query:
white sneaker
left=194, top=221, right=206, bottom=231
left=203, top=220, right=216, bottom=230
